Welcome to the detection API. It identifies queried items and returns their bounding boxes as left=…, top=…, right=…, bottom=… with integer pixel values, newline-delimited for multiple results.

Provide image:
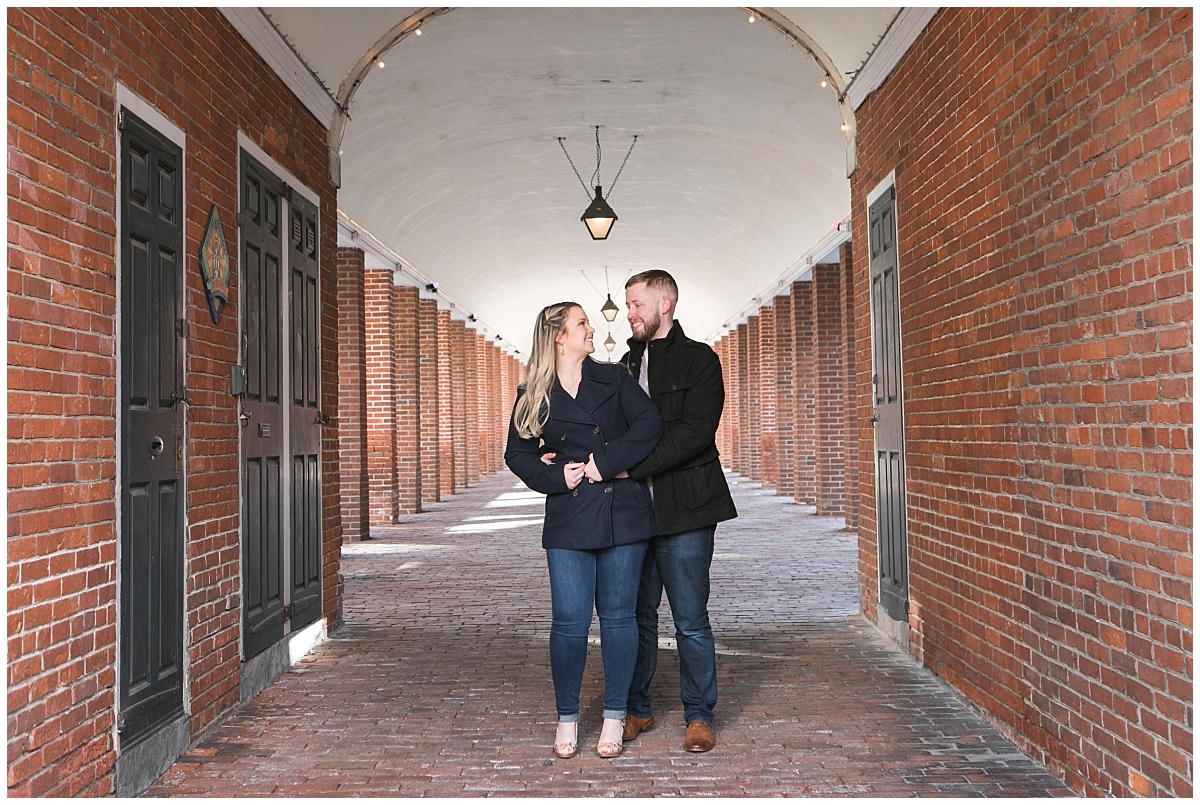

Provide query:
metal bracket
left=171, top=388, right=192, bottom=406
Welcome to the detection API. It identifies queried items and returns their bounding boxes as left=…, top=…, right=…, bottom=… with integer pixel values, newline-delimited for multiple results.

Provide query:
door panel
left=240, top=153, right=287, bottom=659
left=869, top=187, right=909, bottom=622
left=287, top=192, right=322, bottom=630
left=119, top=110, right=184, bottom=745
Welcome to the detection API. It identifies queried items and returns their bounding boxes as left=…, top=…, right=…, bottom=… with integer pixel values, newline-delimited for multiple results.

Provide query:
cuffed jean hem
left=557, top=712, right=579, bottom=723
left=602, top=708, right=626, bottom=720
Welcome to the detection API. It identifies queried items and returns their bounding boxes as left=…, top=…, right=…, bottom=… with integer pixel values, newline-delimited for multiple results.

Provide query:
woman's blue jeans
left=546, top=541, right=647, bottom=722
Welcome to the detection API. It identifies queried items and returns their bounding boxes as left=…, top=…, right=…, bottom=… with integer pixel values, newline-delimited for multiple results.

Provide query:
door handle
left=239, top=409, right=252, bottom=427
left=315, top=411, right=331, bottom=426
left=870, top=412, right=879, bottom=424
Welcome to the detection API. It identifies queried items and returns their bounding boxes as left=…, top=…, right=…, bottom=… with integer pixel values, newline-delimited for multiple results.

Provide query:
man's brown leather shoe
left=684, top=721, right=715, bottom=752
left=622, top=715, right=655, bottom=741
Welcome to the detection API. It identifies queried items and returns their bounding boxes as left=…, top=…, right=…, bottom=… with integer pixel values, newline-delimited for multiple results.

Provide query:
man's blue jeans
left=546, top=541, right=647, bottom=721
left=626, top=525, right=718, bottom=725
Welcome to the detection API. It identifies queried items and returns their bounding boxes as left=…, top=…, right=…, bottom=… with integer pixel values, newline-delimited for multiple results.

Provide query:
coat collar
left=551, top=358, right=615, bottom=424
left=624, top=320, right=686, bottom=363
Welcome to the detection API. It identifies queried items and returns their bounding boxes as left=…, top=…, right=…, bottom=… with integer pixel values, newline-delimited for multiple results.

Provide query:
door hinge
left=116, top=712, right=126, bottom=733
left=171, top=388, right=192, bottom=406
left=235, top=211, right=253, bottom=228
left=177, top=318, right=189, bottom=339
left=117, top=109, right=126, bottom=132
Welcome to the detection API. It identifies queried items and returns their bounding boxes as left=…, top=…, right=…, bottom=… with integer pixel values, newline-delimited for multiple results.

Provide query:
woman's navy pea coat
left=504, top=358, right=664, bottom=550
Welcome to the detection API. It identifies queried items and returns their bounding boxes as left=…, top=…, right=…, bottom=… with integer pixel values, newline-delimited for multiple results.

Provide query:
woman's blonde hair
left=512, top=301, right=579, bottom=439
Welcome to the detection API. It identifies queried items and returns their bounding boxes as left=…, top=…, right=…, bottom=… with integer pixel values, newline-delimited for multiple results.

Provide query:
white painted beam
left=219, top=7, right=339, bottom=129
left=846, top=7, right=940, bottom=111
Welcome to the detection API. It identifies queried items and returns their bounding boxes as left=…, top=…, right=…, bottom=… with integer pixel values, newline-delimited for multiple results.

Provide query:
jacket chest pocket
left=657, top=383, right=691, bottom=422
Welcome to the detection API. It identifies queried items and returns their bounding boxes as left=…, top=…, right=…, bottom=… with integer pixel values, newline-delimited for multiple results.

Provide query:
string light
left=748, top=13, right=755, bottom=23
left=376, top=59, right=385, bottom=68
left=840, top=121, right=849, bottom=132
left=820, top=78, right=828, bottom=88
left=415, top=27, right=422, bottom=35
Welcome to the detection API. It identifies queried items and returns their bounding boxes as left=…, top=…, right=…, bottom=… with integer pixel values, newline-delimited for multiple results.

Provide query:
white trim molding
left=219, top=7, right=338, bottom=129
left=846, top=7, right=940, bottom=111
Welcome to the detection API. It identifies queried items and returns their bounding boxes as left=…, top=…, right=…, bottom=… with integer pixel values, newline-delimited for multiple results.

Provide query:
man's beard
left=631, top=309, right=662, bottom=342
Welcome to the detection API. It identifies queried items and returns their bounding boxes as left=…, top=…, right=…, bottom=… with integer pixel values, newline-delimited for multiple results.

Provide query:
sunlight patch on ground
left=341, top=542, right=453, bottom=556
left=446, top=518, right=543, bottom=533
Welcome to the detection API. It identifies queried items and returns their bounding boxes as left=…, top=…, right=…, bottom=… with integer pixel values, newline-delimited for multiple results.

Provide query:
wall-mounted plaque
left=198, top=204, right=231, bottom=323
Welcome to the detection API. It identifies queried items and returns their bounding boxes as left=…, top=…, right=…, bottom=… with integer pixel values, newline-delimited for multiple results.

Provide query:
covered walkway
left=148, top=471, right=1068, bottom=797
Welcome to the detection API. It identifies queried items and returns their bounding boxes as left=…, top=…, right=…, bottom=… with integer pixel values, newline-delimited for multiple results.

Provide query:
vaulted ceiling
left=264, top=7, right=900, bottom=355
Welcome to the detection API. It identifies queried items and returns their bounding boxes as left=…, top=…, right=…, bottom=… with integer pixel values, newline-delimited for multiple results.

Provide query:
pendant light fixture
left=558, top=127, right=638, bottom=241
left=600, top=266, right=619, bottom=322
left=604, top=332, right=617, bottom=353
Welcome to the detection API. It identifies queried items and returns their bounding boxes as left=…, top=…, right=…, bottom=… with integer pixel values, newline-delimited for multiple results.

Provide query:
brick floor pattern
left=149, top=471, right=1071, bottom=797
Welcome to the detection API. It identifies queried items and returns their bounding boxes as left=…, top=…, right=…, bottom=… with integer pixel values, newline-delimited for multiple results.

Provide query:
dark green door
left=119, top=109, right=184, bottom=744
left=869, top=187, right=909, bottom=622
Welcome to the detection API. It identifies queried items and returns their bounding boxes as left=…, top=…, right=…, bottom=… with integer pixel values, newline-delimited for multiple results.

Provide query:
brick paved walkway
left=148, top=471, right=1072, bottom=797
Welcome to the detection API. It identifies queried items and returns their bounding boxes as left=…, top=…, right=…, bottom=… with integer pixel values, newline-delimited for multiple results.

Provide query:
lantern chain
left=557, top=137, right=592, bottom=199
left=607, top=134, right=639, bottom=196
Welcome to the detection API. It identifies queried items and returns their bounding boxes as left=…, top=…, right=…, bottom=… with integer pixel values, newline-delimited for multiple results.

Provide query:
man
left=618, top=269, right=737, bottom=753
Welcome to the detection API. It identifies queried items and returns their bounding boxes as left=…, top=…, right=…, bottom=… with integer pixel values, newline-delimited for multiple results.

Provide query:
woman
left=504, top=302, right=663, bottom=759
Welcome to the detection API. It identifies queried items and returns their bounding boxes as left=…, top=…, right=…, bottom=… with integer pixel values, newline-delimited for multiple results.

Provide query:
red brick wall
left=392, top=286, right=421, bottom=514
left=852, top=7, right=1191, bottom=796
left=715, top=338, right=731, bottom=465
left=772, top=294, right=795, bottom=496
left=7, top=7, right=338, bottom=796
left=758, top=309, right=778, bottom=487
left=450, top=319, right=469, bottom=489
left=417, top=298, right=439, bottom=506
left=337, top=248, right=368, bottom=542
left=791, top=280, right=817, bottom=504
left=813, top=264, right=846, bottom=517
left=464, top=329, right=480, bottom=484
left=840, top=242, right=860, bottom=529
left=437, top=309, right=456, bottom=497
left=745, top=316, right=762, bottom=482
left=735, top=323, right=749, bottom=477
left=365, top=270, right=396, bottom=525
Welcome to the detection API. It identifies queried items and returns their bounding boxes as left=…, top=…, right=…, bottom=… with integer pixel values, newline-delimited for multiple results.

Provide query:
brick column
left=499, top=350, right=512, bottom=465
left=464, top=329, right=480, bottom=484
left=840, top=241, right=859, bottom=529
left=450, top=319, right=469, bottom=489
left=735, top=323, right=749, bottom=477
left=365, top=269, right=397, bottom=524
left=437, top=309, right=455, bottom=497
left=472, top=335, right=487, bottom=479
left=813, top=264, right=845, bottom=517
left=393, top=285, right=422, bottom=514
left=758, top=308, right=777, bottom=489
left=715, top=338, right=730, bottom=465
left=489, top=343, right=503, bottom=474
left=727, top=327, right=742, bottom=474
left=417, top=298, right=440, bottom=506
left=336, top=248, right=369, bottom=541
left=772, top=294, right=795, bottom=498
left=792, top=280, right=816, bottom=505
left=745, top=316, right=761, bottom=482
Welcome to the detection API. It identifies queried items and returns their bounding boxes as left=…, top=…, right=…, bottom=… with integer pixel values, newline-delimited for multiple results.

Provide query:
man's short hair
left=625, top=269, right=679, bottom=304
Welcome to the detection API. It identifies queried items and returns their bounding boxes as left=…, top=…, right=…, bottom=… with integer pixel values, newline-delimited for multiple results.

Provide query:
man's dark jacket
left=620, top=321, right=737, bottom=535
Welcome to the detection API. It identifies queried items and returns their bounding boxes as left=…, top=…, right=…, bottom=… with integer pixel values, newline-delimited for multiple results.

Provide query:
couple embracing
left=504, top=270, right=737, bottom=759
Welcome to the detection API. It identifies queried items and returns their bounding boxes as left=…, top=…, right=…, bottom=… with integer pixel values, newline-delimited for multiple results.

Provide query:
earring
left=559, top=347, right=565, bottom=355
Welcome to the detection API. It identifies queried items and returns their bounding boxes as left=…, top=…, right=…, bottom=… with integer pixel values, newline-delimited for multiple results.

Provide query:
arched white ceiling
left=266, top=7, right=898, bottom=355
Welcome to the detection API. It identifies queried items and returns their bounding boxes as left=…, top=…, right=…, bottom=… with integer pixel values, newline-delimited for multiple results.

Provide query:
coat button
left=572, top=489, right=579, bottom=497
left=604, top=486, right=612, bottom=493
left=560, top=435, right=566, bottom=441
left=671, top=384, right=677, bottom=390
left=593, top=426, right=600, bottom=434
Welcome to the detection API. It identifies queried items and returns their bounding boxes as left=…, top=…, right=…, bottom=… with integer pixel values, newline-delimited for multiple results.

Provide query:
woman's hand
left=584, top=453, right=603, bottom=483
left=563, top=461, right=586, bottom=489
